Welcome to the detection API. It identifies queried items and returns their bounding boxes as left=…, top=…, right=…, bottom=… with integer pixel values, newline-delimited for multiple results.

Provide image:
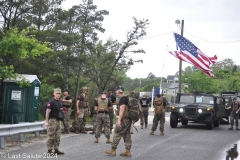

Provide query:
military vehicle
left=170, top=92, right=230, bottom=130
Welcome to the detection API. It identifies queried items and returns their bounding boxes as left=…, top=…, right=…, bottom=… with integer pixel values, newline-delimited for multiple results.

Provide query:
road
left=0, top=112, right=239, bottom=160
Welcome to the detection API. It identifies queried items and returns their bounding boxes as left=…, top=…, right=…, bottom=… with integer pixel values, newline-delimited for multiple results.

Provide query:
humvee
left=170, top=92, right=229, bottom=130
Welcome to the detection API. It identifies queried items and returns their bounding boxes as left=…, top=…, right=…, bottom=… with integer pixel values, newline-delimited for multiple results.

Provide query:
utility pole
left=178, top=20, right=184, bottom=94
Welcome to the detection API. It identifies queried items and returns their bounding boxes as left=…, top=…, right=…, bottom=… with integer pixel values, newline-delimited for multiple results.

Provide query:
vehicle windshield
left=180, top=95, right=214, bottom=104
left=180, top=95, right=195, bottom=103
left=195, top=96, right=214, bottom=104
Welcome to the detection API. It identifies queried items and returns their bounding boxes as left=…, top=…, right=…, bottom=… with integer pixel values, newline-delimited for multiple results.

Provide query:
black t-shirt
left=94, top=98, right=112, bottom=107
left=107, top=94, right=116, bottom=104
left=77, top=94, right=85, bottom=101
left=63, top=95, right=72, bottom=108
left=119, top=96, right=128, bottom=106
left=140, top=98, right=150, bottom=107
left=47, top=99, right=63, bottom=119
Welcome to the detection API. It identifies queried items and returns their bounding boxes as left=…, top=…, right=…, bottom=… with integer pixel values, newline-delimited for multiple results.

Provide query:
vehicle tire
left=170, top=113, right=178, bottom=128
left=213, top=118, right=220, bottom=127
left=182, top=119, right=188, bottom=125
left=206, top=116, right=213, bottom=130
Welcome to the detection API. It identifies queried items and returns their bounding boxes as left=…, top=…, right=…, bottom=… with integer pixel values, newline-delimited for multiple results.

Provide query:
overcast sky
left=62, top=0, right=240, bottom=79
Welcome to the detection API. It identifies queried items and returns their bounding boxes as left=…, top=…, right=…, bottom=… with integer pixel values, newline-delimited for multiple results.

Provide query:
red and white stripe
left=169, top=50, right=217, bottom=77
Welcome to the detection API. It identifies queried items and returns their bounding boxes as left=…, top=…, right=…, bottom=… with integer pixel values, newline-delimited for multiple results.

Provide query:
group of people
left=44, top=86, right=168, bottom=157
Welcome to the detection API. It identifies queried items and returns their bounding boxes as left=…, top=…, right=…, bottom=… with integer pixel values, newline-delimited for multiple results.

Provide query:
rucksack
left=127, top=94, right=140, bottom=122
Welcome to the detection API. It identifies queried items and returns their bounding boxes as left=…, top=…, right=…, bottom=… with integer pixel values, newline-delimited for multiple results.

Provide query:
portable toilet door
left=27, top=79, right=41, bottom=122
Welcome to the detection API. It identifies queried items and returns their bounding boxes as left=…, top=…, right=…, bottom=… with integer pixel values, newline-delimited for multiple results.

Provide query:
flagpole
left=178, top=20, right=184, bottom=94
left=151, top=87, right=154, bottom=107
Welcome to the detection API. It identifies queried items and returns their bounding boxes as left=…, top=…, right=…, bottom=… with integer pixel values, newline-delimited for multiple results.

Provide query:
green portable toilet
left=2, top=74, right=41, bottom=124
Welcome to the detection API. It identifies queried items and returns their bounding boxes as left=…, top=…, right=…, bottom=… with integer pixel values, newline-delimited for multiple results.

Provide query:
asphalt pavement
left=0, top=112, right=239, bottom=160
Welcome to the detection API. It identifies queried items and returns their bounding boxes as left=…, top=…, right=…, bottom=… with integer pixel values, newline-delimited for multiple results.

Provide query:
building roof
left=167, top=75, right=178, bottom=81
left=161, top=83, right=171, bottom=89
left=169, top=83, right=179, bottom=89
left=4, top=74, right=40, bottom=83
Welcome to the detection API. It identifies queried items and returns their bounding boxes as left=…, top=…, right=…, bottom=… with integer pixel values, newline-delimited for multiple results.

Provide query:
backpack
left=127, top=93, right=140, bottom=122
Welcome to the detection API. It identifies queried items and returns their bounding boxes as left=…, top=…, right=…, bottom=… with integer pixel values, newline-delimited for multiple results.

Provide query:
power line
left=181, top=30, right=240, bottom=43
left=141, top=32, right=172, bottom=40
left=140, top=30, right=240, bottom=44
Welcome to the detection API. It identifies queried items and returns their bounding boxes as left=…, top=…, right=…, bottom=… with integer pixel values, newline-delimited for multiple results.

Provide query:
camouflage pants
left=151, top=113, right=165, bottom=132
left=140, top=107, right=149, bottom=126
left=63, top=108, right=72, bottom=131
left=95, top=113, right=110, bottom=138
left=70, top=108, right=88, bottom=132
left=230, top=113, right=239, bottom=127
left=46, top=119, right=61, bottom=150
left=109, top=108, right=114, bottom=130
left=92, top=114, right=97, bottom=131
left=112, top=118, right=132, bottom=150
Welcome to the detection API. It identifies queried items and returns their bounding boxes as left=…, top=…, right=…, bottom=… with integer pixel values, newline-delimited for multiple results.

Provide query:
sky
left=61, top=0, right=240, bottom=79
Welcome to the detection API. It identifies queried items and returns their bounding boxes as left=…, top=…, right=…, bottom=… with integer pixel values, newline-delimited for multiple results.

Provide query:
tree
left=0, top=28, right=51, bottom=105
left=93, top=17, right=149, bottom=92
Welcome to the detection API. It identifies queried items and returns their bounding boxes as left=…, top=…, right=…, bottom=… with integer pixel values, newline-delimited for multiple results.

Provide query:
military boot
left=145, top=124, right=148, bottom=128
left=54, top=149, right=64, bottom=155
left=105, top=148, right=116, bottom=156
left=80, top=128, right=87, bottom=134
left=62, top=130, right=69, bottom=134
left=160, top=131, right=164, bottom=136
left=228, top=126, right=233, bottom=130
left=75, top=130, right=80, bottom=134
left=106, top=138, right=112, bottom=144
left=119, top=149, right=132, bottom=157
left=149, top=131, right=154, bottom=135
left=236, top=127, right=240, bottom=130
left=110, top=129, right=112, bottom=134
left=141, top=125, right=143, bottom=129
left=47, top=149, right=53, bottom=154
left=94, top=138, right=98, bottom=143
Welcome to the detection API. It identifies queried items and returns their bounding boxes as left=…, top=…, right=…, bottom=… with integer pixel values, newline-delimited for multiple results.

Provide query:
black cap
left=233, top=97, right=237, bottom=100
left=107, top=88, right=112, bottom=92
left=63, top=89, right=69, bottom=93
left=114, top=86, right=124, bottom=92
left=156, top=94, right=161, bottom=97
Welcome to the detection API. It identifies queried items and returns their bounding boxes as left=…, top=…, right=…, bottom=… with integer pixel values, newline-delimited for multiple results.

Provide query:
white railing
left=0, top=121, right=46, bottom=149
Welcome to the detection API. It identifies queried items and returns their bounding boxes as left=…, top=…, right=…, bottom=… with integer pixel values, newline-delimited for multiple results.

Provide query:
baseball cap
left=233, top=97, right=237, bottom=100
left=107, top=88, right=112, bottom=92
left=114, top=86, right=124, bottom=92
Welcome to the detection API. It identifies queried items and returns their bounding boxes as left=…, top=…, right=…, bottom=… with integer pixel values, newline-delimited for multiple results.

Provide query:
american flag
left=169, top=33, right=217, bottom=77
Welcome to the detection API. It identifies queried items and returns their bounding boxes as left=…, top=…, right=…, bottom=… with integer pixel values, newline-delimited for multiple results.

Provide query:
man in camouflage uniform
left=73, top=87, right=91, bottom=134
left=107, top=88, right=117, bottom=134
left=89, top=93, right=101, bottom=134
left=105, top=86, right=132, bottom=157
left=94, top=92, right=112, bottom=143
left=225, top=97, right=240, bottom=130
left=61, top=89, right=72, bottom=134
left=150, top=94, right=166, bottom=136
left=45, top=88, right=64, bottom=155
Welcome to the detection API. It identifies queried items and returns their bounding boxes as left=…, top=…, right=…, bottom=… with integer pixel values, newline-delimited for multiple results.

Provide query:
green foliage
left=0, top=28, right=51, bottom=80
left=182, top=59, right=240, bottom=94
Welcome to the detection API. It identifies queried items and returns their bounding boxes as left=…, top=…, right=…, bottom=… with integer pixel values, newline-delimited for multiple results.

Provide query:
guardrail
left=0, top=121, right=46, bottom=149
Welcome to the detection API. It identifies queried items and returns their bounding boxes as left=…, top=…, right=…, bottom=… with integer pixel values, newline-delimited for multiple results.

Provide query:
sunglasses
left=55, top=93, right=61, bottom=94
